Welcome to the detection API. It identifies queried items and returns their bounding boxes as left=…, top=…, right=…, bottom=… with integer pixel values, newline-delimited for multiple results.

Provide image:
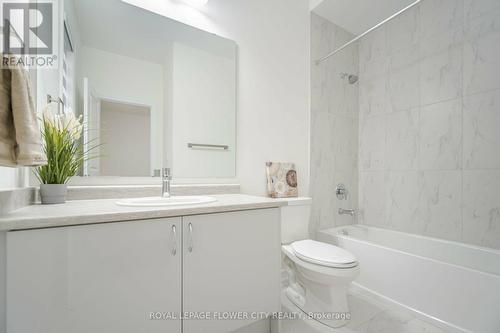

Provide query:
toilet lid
left=291, top=240, right=357, bottom=268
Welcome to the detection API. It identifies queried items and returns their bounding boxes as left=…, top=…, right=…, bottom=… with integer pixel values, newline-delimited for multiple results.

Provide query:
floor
left=281, top=290, right=448, bottom=333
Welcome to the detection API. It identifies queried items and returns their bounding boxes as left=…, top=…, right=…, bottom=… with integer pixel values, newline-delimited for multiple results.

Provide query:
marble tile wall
left=358, top=0, right=500, bottom=249
left=310, top=13, right=359, bottom=236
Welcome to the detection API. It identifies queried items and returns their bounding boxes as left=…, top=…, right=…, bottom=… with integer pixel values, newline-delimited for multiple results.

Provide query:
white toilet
left=280, top=198, right=359, bottom=329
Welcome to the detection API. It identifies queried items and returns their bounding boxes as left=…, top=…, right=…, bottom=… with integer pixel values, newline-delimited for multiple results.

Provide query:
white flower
left=42, top=104, right=84, bottom=140
left=42, top=103, right=58, bottom=128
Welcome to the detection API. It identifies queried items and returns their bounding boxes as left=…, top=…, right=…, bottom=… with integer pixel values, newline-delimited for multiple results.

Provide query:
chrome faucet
left=161, top=168, right=172, bottom=198
left=338, top=208, right=356, bottom=216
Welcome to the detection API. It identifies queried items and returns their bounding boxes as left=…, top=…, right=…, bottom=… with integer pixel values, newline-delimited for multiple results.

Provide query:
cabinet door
left=7, top=218, right=181, bottom=333
left=183, top=209, right=281, bottom=333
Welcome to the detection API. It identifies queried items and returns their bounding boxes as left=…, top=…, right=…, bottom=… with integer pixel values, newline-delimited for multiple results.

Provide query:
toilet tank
left=280, top=197, right=312, bottom=244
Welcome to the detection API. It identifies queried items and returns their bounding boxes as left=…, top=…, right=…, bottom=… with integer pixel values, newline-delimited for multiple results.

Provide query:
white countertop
left=0, top=194, right=295, bottom=232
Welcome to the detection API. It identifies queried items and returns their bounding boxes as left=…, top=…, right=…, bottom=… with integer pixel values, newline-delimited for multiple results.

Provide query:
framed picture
left=266, top=162, right=298, bottom=198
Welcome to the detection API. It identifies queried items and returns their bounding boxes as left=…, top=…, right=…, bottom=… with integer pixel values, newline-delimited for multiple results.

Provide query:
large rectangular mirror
left=40, top=0, right=237, bottom=180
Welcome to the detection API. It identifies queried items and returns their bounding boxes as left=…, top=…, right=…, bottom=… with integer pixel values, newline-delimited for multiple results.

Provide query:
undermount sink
left=115, top=196, right=217, bottom=207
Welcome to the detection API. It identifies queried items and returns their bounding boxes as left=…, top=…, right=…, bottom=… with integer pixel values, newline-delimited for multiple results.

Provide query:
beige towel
left=0, top=55, right=47, bottom=167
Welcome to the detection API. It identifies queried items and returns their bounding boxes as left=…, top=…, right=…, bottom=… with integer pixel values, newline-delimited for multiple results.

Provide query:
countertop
left=0, top=194, right=300, bottom=232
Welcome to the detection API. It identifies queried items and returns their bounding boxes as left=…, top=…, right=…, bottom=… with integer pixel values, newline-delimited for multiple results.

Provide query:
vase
left=40, top=184, right=68, bottom=204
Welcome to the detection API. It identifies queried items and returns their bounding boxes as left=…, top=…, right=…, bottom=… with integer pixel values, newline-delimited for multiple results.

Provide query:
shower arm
left=315, top=0, right=421, bottom=65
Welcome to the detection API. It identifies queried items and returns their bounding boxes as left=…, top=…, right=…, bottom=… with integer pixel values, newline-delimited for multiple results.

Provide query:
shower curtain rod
left=315, top=0, right=421, bottom=65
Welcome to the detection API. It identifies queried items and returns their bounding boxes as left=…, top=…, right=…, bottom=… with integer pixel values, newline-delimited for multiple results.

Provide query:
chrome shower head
left=340, top=72, right=359, bottom=84
left=348, top=74, right=358, bottom=84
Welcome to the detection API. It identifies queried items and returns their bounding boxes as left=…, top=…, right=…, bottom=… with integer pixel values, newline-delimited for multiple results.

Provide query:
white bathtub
left=317, top=225, right=500, bottom=333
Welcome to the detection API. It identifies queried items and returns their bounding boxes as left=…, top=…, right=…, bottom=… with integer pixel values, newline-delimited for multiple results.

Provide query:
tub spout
left=338, top=208, right=356, bottom=216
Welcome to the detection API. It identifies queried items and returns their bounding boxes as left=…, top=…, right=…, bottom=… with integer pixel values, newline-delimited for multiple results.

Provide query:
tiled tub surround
left=310, top=13, right=359, bottom=235
left=358, top=0, right=500, bottom=250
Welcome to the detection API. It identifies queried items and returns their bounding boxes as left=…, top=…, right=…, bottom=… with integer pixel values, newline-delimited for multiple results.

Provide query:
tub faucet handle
left=336, top=183, right=348, bottom=200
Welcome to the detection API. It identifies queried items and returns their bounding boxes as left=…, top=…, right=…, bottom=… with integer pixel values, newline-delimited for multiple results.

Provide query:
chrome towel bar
left=187, top=143, right=229, bottom=150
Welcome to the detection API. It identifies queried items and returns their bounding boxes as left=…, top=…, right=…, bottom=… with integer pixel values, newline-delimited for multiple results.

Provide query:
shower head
left=348, top=74, right=359, bottom=84
left=340, top=72, right=359, bottom=84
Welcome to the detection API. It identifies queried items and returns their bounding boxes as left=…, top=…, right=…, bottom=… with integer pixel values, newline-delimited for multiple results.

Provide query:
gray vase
left=40, top=184, right=68, bottom=204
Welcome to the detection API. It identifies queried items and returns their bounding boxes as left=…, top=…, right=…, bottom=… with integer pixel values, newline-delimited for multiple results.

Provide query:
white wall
left=123, top=0, right=310, bottom=196
left=79, top=46, right=164, bottom=174
left=0, top=168, right=17, bottom=189
left=100, top=103, right=151, bottom=176
left=172, top=42, right=236, bottom=178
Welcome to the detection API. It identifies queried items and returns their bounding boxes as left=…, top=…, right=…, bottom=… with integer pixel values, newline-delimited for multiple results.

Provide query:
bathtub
left=317, top=225, right=500, bottom=333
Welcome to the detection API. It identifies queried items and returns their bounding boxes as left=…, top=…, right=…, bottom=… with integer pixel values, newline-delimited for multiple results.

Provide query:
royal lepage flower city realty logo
left=1, top=0, right=58, bottom=68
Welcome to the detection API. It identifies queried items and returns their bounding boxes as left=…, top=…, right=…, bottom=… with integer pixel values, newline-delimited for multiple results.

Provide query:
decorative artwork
left=266, top=162, right=298, bottom=198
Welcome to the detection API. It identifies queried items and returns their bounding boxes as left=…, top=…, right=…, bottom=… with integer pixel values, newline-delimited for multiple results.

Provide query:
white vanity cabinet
left=183, top=209, right=281, bottom=333
left=6, top=208, right=281, bottom=333
left=7, top=217, right=182, bottom=333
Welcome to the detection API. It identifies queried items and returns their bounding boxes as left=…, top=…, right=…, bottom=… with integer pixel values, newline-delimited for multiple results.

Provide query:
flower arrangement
left=34, top=104, right=85, bottom=184
left=35, top=104, right=95, bottom=204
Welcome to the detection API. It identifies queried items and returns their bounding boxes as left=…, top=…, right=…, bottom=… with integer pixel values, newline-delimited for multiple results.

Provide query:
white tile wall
left=463, top=90, right=500, bottom=169
left=419, top=44, right=462, bottom=106
left=359, top=171, right=388, bottom=228
left=386, top=171, right=420, bottom=232
left=419, top=170, right=463, bottom=240
left=387, top=47, right=420, bottom=112
left=464, top=0, right=500, bottom=21
left=310, top=13, right=359, bottom=235
left=358, top=0, right=500, bottom=249
left=463, top=8, right=500, bottom=96
left=385, top=109, right=419, bottom=170
left=359, top=115, right=386, bottom=170
left=419, top=99, right=462, bottom=170
left=463, top=170, right=500, bottom=248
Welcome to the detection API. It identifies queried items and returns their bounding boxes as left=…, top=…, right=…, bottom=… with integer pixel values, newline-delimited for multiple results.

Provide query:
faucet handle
left=162, top=168, right=172, bottom=179
left=335, top=183, right=348, bottom=200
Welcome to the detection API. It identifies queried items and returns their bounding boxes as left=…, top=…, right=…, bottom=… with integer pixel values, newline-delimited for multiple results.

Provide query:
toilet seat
left=291, top=239, right=357, bottom=268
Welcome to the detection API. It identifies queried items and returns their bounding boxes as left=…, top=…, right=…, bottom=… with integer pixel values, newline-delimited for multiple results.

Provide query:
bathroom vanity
left=0, top=195, right=285, bottom=333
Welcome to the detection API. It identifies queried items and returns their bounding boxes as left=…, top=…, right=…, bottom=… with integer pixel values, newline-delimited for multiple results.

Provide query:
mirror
left=51, top=0, right=236, bottom=179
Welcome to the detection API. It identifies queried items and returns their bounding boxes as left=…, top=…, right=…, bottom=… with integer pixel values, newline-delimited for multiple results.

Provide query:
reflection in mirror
left=98, top=100, right=151, bottom=177
left=54, top=0, right=237, bottom=179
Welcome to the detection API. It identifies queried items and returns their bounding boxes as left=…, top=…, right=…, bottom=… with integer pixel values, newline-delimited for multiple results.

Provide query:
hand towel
left=0, top=54, right=47, bottom=167
left=0, top=62, right=16, bottom=166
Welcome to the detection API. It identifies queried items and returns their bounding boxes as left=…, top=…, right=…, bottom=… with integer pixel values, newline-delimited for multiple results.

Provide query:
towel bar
left=187, top=143, right=229, bottom=150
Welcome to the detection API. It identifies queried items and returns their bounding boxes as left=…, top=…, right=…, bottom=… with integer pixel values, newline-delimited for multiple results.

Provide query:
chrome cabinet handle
left=188, top=223, right=193, bottom=253
left=171, top=225, right=177, bottom=256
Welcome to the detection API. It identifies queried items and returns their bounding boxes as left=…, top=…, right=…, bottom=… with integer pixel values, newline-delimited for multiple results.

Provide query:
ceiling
left=70, top=0, right=235, bottom=65
left=311, top=0, right=416, bottom=35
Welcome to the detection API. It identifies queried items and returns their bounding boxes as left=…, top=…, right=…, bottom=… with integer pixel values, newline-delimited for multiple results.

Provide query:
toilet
left=280, top=198, right=359, bottom=329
